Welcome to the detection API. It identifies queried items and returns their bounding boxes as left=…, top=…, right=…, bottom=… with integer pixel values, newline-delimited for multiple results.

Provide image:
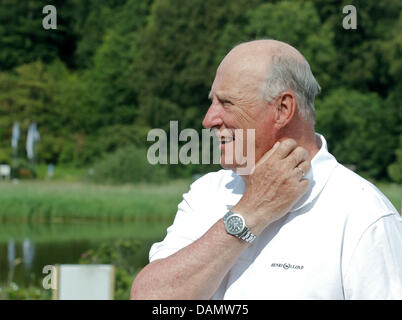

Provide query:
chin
left=220, top=158, right=253, bottom=176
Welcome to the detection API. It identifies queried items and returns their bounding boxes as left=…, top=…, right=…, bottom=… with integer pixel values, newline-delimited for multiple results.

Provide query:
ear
left=273, top=91, right=297, bottom=129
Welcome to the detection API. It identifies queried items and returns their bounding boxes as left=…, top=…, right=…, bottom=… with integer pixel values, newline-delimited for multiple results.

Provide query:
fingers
left=275, top=139, right=297, bottom=159
left=254, top=140, right=281, bottom=167
left=286, top=146, right=308, bottom=168
left=299, top=178, right=310, bottom=192
left=294, top=160, right=311, bottom=180
left=298, top=160, right=311, bottom=175
left=254, top=139, right=309, bottom=176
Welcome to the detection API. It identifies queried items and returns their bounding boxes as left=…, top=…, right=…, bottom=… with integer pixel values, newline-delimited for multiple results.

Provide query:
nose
left=202, top=101, right=223, bottom=129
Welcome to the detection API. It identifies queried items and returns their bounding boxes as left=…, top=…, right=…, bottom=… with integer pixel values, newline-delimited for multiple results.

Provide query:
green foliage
left=132, top=0, right=261, bottom=131
left=74, top=0, right=152, bottom=68
left=0, top=0, right=78, bottom=70
left=388, top=135, right=402, bottom=183
left=0, top=0, right=401, bottom=181
left=0, top=147, right=11, bottom=164
left=89, top=144, right=169, bottom=184
left=0, top=282, right=51, bottom=300
left=34, top=164, right=86, bottom=181
left=245, top=0, right=337, bottom=88
left=10, top=158, right=36, bottom=179
left=388, top=150, right=402, bottom=183
left=381, top=12, right=402, bottom=83
left=0, top=60, right=89, bottom=165
left=316, top=88, right=397, bottom=179
left=312, top=0, right=402, bottom=96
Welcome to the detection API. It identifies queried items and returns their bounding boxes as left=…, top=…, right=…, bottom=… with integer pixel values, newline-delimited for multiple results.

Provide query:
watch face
left=226, top=215, right=245, bottom=235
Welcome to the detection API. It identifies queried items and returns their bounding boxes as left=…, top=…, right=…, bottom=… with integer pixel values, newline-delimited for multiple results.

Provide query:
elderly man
left=131, top=40, right=402, bottom=299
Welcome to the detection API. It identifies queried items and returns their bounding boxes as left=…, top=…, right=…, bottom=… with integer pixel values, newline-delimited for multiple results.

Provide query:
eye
left=221, top=99, right=233, bottom=106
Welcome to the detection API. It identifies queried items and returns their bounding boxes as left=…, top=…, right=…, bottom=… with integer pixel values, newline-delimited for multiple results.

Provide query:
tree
left=0, top=59, right=96, bottom=165
left=131, top=0, right=262, bottom=131
left=243, top=0, right=337, bottom=89
left=0, top=0, right=78, bottom=70
left=312, top=0, right=402, bottom=97
left=388, top=135, right=402, bottom=183
left=315, top=88, right=397, bottom=179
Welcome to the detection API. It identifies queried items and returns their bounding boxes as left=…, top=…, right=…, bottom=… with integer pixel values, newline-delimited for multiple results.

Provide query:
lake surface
left=0, top=221, right=169, bottom=288
left=0, top=239, right=96, bottom=286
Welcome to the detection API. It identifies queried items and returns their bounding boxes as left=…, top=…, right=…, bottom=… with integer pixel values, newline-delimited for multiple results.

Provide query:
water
left=0, top=239, right=95, bottom=286
left=0, top=221, right=168, bottom=289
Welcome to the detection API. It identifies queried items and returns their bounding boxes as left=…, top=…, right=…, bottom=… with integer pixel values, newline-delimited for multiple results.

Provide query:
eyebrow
left=208, top=90, right=234, bottom=102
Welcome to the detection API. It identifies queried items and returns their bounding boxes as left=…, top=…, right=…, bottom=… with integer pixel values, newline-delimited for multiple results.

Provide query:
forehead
left=210, top=55, right=267, bottom=101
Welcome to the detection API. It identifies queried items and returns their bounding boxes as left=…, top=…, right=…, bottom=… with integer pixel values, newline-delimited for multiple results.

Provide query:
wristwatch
left=223, top=211, right=256, bottom=244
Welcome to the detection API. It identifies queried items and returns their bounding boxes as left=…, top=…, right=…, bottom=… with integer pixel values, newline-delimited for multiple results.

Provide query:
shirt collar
left=289, top=133, right=338, bottom=212
left=228, top=133, right=338, bottom=213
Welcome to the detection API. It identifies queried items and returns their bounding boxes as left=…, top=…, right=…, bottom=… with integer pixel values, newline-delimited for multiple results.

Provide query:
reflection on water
left=6, top=238, right=35, bottom=285
left=7, top=239, right=15, bottom=270
left=0, top=221, right=168, bottom=288
left=7, top=239, right=16, bottom=285
left=1, top=239, right=97, bottom=287
left=22, top=239, right=35, bottom=272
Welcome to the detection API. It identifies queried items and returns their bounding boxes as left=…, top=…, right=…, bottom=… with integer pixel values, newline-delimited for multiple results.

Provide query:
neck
left=240, top=131, right=320, bottom=185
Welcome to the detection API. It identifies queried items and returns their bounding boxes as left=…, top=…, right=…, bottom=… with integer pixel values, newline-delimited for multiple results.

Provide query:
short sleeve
left=149, top=174, right=219, bottom=262
left=344, top=213, right=402, bottom=299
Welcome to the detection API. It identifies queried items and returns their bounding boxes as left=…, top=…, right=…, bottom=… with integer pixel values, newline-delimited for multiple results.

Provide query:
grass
left=0, top=179, right=399, bottom=224
left=33, top=164, right=88, bottom=182
left=0, top=221, right=169, bottom=243
left=0, top=179, right=192, bottom=223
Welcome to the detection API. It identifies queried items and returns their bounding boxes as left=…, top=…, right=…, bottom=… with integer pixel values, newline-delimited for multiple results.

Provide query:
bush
left=315, top=88, right=397, bottom=180
left=388, top=135, right=402, bottom=183
left=88, top=144, right=168, bottom=184
left=0, top=147, right=11, bottom=164
left=0, top=282, right=51, bottom=300
left=388, top=154, right=402, bottom=183
left=10, top=158, right=37, bottom=179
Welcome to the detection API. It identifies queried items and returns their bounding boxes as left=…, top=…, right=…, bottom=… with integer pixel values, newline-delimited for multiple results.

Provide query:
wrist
left=223, top=211, right=257, bottom=244
left=231, top=203, right=273, bottom=236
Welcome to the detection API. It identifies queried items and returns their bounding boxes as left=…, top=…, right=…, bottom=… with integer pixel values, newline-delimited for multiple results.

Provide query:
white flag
left=11, top=122, right=20, bottom=150
left=26, top=123, right=40, bottom=160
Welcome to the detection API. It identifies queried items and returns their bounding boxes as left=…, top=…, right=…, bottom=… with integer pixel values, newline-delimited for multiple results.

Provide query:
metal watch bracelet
left=223, top=211, right=256, bottom=244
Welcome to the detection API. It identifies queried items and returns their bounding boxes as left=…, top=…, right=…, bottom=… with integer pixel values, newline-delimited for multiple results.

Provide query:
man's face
left=202, top=58, right=277, bottom=172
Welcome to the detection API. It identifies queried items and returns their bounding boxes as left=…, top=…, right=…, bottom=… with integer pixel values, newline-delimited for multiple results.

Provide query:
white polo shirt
left=149, top=134, right=402, bottom=299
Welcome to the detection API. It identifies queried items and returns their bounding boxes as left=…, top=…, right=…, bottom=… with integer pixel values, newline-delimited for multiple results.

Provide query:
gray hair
left=261, top=50, right=321, bottom=124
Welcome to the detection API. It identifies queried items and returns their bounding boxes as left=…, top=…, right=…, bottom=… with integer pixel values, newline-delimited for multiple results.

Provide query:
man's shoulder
left=327, top=163, right=397, bottom=219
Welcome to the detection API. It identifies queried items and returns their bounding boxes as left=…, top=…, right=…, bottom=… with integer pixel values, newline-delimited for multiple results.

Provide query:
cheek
left=254, top=119, right=276, bottom=159
left=227, top=102, right=258, bottom=127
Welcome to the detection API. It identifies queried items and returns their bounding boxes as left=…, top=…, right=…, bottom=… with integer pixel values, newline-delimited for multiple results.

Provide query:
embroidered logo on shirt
left=271, top=262, right=304, bottom=270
